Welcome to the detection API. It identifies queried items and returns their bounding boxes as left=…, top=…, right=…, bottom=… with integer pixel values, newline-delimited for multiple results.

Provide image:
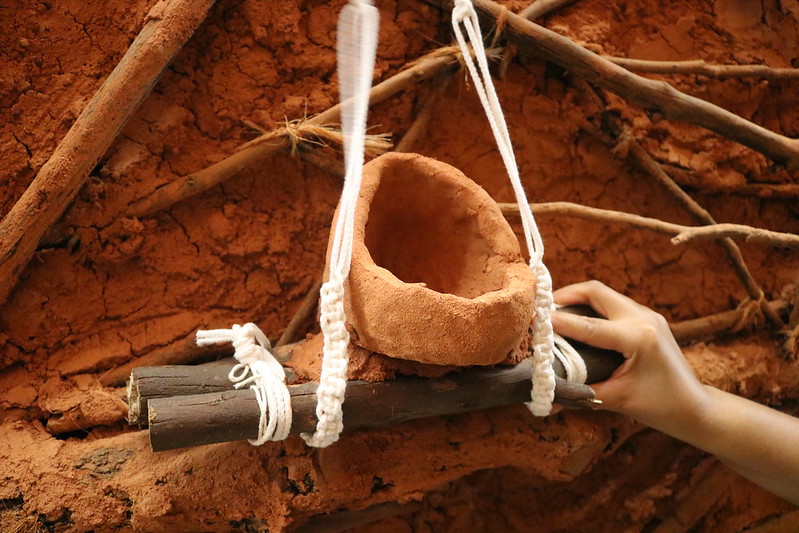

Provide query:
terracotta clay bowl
left=336, top=152, right=536, bottom=366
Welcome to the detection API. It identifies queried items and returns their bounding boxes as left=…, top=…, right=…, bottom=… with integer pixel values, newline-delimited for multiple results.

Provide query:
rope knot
left=453, top=0, right=475, bottom=21
left=196, top=323, right=291, bottom=444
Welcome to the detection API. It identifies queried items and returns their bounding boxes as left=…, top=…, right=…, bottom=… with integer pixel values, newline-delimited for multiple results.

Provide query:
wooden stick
left=126, top=47, right=460, bottom=218
left=100, top=333, right=294, bottom=388
left=500, top=202, right=799, bottom=249
left=126, top=295, right=786, bottom=427
left=519, top=0, right=578, bottom=20
left=425, top=0, right=799, bottom=168
left=145, top=354, right=615, bottom=451
left=682, top=182, right=799, bottom=199
left=130, top=331, right=623, bottom=429
left=276, top=275, right=323, bottom=347
left=127, top=362, right=298, bottom=425
left=669, top=300, right=787, bottom=341
left=605, top=56, right=799, bottom=80
left=498, top=0, right=579, bottom=78
left=623, top=135, right=784, bottom=327
left=0, top=0, right=216, bottom=305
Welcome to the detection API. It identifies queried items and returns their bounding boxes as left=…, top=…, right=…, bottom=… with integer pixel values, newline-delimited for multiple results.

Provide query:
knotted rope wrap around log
left=302, top=0, right=380, bottom=448
left=195, top=323, right=292, bottom=444
left=452, top=0, right=585, bottom=415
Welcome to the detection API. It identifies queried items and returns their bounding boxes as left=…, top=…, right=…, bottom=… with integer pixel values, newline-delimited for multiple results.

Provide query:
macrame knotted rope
left=302, top=0, right=379, bottom=448
left=452, top=0, right=585, bottom=415
left=196, top=323, right=292, bottom=445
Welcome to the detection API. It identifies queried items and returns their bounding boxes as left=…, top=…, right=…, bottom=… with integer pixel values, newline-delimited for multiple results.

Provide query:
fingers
left=551, top=309, right=634, bottom=354
left=553, top=280, right=640, bottom=320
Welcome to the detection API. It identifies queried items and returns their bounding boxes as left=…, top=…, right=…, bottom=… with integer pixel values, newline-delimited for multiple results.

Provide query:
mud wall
left=1, top=0, right=798, bottom=531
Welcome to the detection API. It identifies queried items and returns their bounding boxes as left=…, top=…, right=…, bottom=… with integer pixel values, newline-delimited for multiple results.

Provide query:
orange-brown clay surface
left=2, top=0, right=799, bottom=531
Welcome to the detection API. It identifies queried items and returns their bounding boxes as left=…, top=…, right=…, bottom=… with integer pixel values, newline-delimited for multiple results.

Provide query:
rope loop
left=452, top=0, right=586, bottom=416
left=304, top=0, right=379, bottom=447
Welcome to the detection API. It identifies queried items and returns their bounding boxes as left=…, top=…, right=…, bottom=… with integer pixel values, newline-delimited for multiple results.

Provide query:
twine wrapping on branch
left=452, top=0, right=585, bottom=415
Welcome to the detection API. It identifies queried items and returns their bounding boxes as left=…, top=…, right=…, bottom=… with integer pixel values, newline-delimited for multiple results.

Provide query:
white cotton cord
left=196, top=323, right=292, bottom=445
left=301, top=0, right=379, bottom=448
left=554, top=333, right=588, bottom=384
left=452, top=0, right=585, bottom=415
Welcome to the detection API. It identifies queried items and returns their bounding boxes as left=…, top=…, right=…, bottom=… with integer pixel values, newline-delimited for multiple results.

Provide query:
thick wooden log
left=0, top=0, right=217, bottom=304
left=130, top=333, right=623, bottom=427
left=146, top=348, right=624, bottom=451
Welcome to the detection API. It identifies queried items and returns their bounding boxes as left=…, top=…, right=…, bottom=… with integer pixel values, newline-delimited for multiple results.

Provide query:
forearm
left=670, top=386, right=799, bottom=505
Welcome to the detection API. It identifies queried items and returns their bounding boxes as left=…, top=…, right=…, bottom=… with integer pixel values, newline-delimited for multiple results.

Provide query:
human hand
left=551, top=281, right=710, bottom=434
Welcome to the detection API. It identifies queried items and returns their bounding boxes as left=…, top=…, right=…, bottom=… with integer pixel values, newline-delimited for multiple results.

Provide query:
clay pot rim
left=355, top=252, right=535, bottom=304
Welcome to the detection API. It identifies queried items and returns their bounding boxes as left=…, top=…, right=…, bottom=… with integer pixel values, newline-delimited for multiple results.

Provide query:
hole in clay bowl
left=364, top=157, right=505, bottom=299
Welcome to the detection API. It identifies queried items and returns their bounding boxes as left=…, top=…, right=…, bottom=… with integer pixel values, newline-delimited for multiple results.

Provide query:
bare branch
left=605, top=56, right=799, bottom=80
left=0, top=0, right=218, bottom=305
left=499, top=201, right=799, bottom=249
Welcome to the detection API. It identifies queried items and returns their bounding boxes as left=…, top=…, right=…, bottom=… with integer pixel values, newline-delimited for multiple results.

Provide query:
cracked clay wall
left=1, top=0, right=799, bottom=531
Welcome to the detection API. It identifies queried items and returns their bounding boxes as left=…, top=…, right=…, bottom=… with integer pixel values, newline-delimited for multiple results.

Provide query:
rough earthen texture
left=345, top=152, right=536, bottom=365
left=2, top=0, right=799, bottom=531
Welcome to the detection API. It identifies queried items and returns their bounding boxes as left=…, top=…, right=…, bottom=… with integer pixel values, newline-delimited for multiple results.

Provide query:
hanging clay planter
left=335, top=152, right=536, bottom=366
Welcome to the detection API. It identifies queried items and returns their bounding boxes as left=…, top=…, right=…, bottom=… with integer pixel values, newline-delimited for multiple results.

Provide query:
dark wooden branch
left=127, top=297, right=788, bottom=429
left=145, top=350, right=622, bottom=451
left=0, top=0, right=217, bottom=304
left=132, top=339, right=622, bottom=434
left=426, top=0, right=799, bottom=168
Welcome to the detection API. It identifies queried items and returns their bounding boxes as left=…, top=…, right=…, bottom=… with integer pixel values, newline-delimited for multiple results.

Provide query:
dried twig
left=145, top=358, right=603, bottom=451
left=501, top=202, right=799, bottom=249
left=670, top=300, right=787, bottom=341
left=605, top=56, right=799, bottom=80
left=425, top=0, right=799, bottom=168
left=519, top=0, right=578, bottom=20
left=127, top=47, right=462, bottom=218
left=621, top=134, right=784, bottom=327
left=682, top=182, right=799, bottom=199
left=0, top=0, right=217, bottom=305
left=498, top=0, right=579, bottom=78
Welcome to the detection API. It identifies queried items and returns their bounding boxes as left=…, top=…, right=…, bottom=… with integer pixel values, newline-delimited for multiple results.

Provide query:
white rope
left=196, top=323, right=292, bottom=444
left=554, top=333, right=588, bottom=384
left=302, top=0, right=379, bottom=448
left=452, top=0, right=584, bottom=415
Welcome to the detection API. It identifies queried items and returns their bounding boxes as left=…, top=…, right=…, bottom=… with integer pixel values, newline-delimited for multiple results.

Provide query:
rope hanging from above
left=451, top=0, right=585, bottom=415
left=302, top=0, right=380, bottom=448
left=191, top=0, right=585, bottom=449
